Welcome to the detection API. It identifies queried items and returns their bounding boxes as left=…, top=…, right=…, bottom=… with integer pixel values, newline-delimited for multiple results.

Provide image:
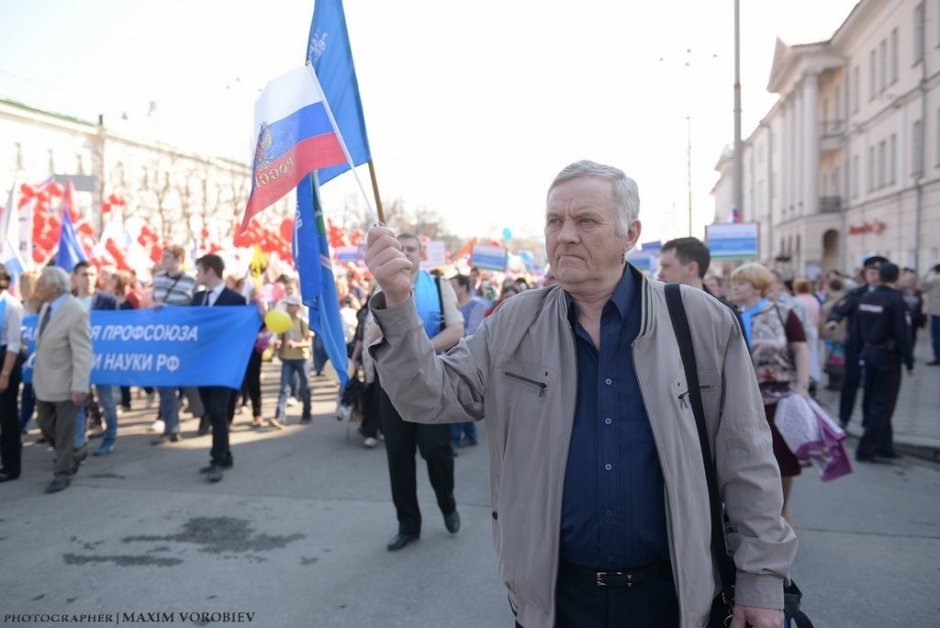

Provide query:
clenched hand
left=365, top=225, right=413, bottom=308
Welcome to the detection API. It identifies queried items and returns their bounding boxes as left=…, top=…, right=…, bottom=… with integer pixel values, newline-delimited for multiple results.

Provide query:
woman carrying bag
left=731, top=263, right=811, bottom=524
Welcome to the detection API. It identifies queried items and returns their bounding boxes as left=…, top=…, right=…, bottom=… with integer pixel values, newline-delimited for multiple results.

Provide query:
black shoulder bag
left=663, top=283, right=812, bottom=628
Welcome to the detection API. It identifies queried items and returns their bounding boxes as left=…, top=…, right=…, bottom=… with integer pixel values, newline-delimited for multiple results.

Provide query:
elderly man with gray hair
left=32, top=265, right=92, bottom=494
left=365, top=160, right=796, bottom=627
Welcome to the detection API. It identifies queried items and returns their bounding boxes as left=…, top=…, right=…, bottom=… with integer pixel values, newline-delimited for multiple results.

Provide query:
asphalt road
left=1, top=366, right=938, bottom=627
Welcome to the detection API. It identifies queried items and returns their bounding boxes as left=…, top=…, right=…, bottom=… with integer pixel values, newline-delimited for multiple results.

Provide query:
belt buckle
left=595, top=570, right=629, bottom=587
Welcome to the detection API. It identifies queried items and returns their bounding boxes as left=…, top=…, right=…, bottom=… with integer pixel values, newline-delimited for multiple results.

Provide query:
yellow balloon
left=264, top=309, right=292, bottom=334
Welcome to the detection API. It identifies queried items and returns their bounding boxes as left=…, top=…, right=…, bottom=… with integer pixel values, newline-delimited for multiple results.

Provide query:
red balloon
left=46, top=182, right=64, bottom=197
left=200, top=227, right=210, bottom=240
left=279, top=218, right=295, bottom=242
left=77, top=222, right=95, bottom=236
left=149, top=246, right=163, bottom=263
left=101, top=202, right=112, bottom=214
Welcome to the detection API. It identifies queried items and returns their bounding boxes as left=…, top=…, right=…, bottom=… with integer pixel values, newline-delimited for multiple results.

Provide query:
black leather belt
left=561, top=559, right=672, bottom=587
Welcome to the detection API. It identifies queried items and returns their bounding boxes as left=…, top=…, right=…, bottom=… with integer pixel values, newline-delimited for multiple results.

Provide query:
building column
left=803, top=71, right=820, bottom=216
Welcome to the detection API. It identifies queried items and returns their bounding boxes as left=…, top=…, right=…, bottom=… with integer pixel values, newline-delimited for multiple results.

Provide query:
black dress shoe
left=0, top=471, right=19, bottom=482
left=199, top=462, right=233, bottom=473
left=45, top=478, right=70, bottom=493
left=205, top=464, right=223, bottom=483
left=386, top=532, right=419, bottom=551
left=444, top=510, right=461, bottom=534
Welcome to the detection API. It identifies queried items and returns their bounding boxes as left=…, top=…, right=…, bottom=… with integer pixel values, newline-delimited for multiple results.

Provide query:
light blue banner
left=22, top=306, right=262, bottom=389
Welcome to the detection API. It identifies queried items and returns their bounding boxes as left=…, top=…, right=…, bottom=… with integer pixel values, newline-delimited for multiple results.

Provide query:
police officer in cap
left=826, top=255, right=888, bottom=427
left=852, top=262, right=915, bottom=462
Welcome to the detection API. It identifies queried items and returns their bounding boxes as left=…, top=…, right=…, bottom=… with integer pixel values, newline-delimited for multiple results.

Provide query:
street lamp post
left=733, top=0, right=744, bottom=219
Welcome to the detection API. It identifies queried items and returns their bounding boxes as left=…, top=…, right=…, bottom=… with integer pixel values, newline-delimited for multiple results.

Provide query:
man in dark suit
left=192, top=254, right=246, bottom=482
left=33, top=266, right=93, bottom=493
left=71, top=261, right=119, bottom=456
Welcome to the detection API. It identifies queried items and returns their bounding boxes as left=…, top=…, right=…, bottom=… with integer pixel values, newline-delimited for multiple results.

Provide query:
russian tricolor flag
left=240, top=66, right=346, bottom=232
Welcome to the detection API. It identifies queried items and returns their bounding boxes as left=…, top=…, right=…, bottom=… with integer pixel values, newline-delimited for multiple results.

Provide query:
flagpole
left=367, top=160, right=384, bottom=223
left=306, top=63, right=382, bottom=224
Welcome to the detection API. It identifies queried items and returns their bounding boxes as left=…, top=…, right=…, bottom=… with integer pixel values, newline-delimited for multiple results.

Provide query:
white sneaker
left=149, top=419, right=165, bottom=433
left=287, top=398, right=298, bottom=407
left=363, top=437, right=378, bottom=448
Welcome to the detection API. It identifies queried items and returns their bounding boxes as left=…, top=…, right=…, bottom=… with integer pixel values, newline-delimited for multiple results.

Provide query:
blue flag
left=293, top=0, right=374, bottom=388
left=295, top=176, right=348, bottom=386
left=306, top=0, right=371, bottom=185
left=54, top=207, right=87, bottom=271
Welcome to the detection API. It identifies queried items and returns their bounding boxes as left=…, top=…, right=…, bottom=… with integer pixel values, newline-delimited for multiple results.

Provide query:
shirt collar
left=564, top=265, right=635, bottom=323
left=48, top=292, right=69, bottom=314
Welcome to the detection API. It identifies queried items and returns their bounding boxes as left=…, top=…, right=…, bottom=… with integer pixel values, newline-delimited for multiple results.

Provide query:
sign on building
left=706, top=222, right=759, bottom=261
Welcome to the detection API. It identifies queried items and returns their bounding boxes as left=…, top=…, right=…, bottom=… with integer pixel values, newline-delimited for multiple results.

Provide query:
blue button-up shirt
left=560, top=268, right=669, bottom=569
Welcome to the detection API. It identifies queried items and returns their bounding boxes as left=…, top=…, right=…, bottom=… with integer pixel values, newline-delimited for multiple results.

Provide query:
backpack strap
left=663, top=284, right=736, bottom=603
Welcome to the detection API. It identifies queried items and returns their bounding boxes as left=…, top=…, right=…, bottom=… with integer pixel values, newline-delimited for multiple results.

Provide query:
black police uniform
left=851, top=286, right=914, bottom=461
left=827, top=284, right=873, bottom=425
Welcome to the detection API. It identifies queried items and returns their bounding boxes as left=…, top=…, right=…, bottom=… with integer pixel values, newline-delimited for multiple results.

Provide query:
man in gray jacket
left=365, top=160, right=796, bottom=628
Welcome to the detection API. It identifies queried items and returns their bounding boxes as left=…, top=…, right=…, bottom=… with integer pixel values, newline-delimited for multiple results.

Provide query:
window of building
left=853, top=66, right=860, bottom=112
left=47, top=149, right=55, bottom=173
left=14, top=142, right=23, bottom=170
left=833, top=165, right=841, bottom=196
left=890, top=28, right=899, bottom=83
left=868, top=146, right=876, bottom=190
left=76, top=153, right=85, bottom=175
left=890, top=134, right=897, bottom=183
left=914, top=2, right=925, bottom=64
left=852, top=154, right=860, bottom=199
left=878, top=140, right=886, bottom=188
left=912, top=119, right=924, bottom=175
left=869, top=50, right=876, bottom=99
left=879, top=40, right=887, bottom=92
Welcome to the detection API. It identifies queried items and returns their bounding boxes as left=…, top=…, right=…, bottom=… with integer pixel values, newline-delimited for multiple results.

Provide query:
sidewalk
left=814, top=331, right=940, bottom=462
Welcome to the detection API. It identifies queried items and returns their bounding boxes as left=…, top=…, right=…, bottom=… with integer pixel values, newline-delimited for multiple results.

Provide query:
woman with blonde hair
left=731, top=263, right=811, bottom=523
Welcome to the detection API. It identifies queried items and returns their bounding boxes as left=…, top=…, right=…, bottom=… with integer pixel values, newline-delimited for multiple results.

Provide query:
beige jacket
left=33, top=295, right=92, bottom=402
left=923, top=271, right=940, bottom=316
left=370, top=271, right=796, bottom=628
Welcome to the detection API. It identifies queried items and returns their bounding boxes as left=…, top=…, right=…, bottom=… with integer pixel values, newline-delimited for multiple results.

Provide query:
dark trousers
left=378, top=382, right=455, bottom=535
left=199, top=386, right=234, bottom=467
left=932, top=315, right=940, bottom=362
left=36, top=399, right=79, bottom=480
left=241, top=349, right=262, bottom=417
left=857, top=351, right=901, bottom=459
left=359, top=382, right=380, bottom=439
left=515, top=562, right=679, bottom=628
left=838, top=345, right=861, bottom=425
left=19, top=383, right=35, bottom=432
left=0, top=350, right=23, bottom=477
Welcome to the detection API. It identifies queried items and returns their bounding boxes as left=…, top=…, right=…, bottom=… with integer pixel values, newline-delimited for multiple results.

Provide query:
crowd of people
left=1, top=159, right=937, bottom=625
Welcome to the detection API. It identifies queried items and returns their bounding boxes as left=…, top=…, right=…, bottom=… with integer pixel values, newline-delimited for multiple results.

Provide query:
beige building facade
left=713, top=0, right=940, bottom=277
left=0, top=98, right=287, bottom=248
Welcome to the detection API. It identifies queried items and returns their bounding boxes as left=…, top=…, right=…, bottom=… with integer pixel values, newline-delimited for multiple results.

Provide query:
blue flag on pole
left=295, top=176, right=348, bottom=386
left=54, top=206, right=87, bottom=271
left=293, top=0, right=374, bottom=387
left=306, top=0, right=371, bottom=185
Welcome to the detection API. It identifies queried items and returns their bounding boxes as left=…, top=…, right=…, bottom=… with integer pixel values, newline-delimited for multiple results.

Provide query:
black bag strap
left=436, top=276, right=446, bottom=331
left=664, top=284, right=737, bottom=599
